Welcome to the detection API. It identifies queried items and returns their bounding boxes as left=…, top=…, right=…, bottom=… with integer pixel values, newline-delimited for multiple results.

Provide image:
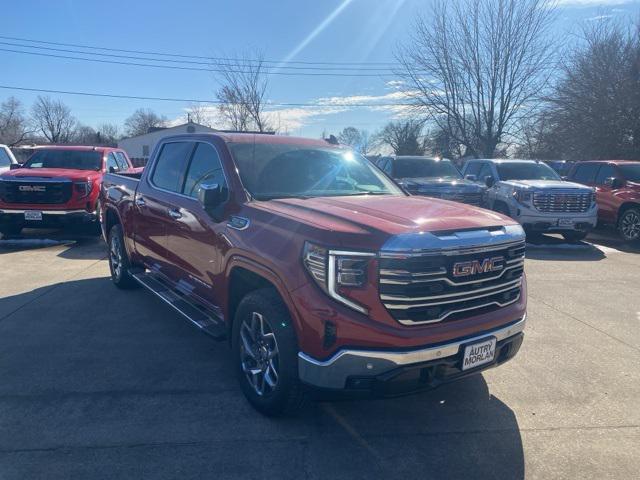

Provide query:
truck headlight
left=303, top=242, right=375, bottom=314
left=512, top=189, right=532, bottom=205
left=74, top=180, right=93, bottom=199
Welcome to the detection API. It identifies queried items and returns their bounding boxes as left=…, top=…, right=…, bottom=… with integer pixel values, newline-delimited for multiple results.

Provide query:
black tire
left=0, top=225, right=22, bottom=237
left=232, top=288, right=307, bottom=416
left=618, top=207, right=640, bottom=242
left=562, top=231, right=588, bottom=243
left=107, top=224, right=138, bottom=289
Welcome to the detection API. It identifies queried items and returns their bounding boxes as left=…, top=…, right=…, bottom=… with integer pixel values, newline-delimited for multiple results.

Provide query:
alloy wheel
left=109, top=235, right=123, bottom=279
left=621, top=210, right=640, bottom=240
left=239, top=311, right=280, bottom=396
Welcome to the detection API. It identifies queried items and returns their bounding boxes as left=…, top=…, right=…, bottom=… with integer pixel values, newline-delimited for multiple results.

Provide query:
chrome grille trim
left=396, top=295, right=521, bottom=325
left=379, top=260, right=524, bottom=286
left=533, top=190, right=593, bottom=213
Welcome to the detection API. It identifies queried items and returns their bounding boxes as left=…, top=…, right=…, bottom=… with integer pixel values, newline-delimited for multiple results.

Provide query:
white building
left=118, top=122, right=217, bottom=166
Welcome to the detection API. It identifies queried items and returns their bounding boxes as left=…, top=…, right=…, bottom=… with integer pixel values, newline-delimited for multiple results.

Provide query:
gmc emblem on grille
left=18, top=185, right=46, bottom=192
left=453, top=256, right=504, bottom=277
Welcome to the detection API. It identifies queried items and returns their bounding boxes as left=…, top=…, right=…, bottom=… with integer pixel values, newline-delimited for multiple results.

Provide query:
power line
left=0, top=34, right=399, bottom=67
left=0, top=40, right=396, bottom=73
left=0, top=84, right=413, bottom=108
left=0, top=47, right=396, bottom=77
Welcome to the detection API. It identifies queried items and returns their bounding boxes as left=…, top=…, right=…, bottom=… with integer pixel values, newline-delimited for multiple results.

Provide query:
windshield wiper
left=348, top=190, right=390, bottom=196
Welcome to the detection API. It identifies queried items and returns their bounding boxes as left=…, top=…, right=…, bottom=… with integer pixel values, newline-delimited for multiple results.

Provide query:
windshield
left=496, top=162, right=560, bottom=181
left=24, top=150, right=103, bottom=171
left=229, top=143, right=403, bottom=200
left=394, top=157, right=461, bottom=179
left=619, top=164, right=640, bottom=182
left=0, top=149, right=11, bottom=167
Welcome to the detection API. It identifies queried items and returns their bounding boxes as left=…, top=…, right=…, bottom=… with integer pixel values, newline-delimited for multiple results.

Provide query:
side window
left=572, top=163, right=599, bottom=184
left=151, top=142, right=194, bottom=193
left=465, top=162, right=481, bottom=177
left=383, top=159, right=393, bottom=176
left=0, top=148, right=11, bottom=167
left=106, top=153, right=120, bottom=172
left=115, top=152, right=130, bottom=170
left=595, top=164, right=616, bottom=185
left=478, top=163, right=493, bottom=181
left=182, top=142, right=227, bottom=199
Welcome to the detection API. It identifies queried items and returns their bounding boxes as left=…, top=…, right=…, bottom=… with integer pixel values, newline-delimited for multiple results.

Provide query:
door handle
left=135, top=196, right=146, bottom=207
left=168, top=208, right=182, bottom=219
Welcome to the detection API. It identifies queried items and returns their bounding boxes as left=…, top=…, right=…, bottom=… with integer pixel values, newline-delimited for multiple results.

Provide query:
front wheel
left=618, top=208, right=640, bottom=242
left=562, top=231, right=588, bottom=243
left=232, top=289, right=306, bottom=416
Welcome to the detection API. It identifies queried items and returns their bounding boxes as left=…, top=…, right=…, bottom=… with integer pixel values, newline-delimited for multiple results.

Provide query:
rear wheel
left=562, top=231, right=588, bottom=243
left=232, top=289, right=306, bottom=416
left=108, top=224, right=138, bottom=289
left=618, top=207, right=640, bottom=242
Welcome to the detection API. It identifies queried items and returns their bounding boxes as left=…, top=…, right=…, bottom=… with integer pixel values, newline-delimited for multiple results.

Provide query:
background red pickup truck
left=0, top=145, right=137, bottom=236
left=101, top=133, right=527, bottom=416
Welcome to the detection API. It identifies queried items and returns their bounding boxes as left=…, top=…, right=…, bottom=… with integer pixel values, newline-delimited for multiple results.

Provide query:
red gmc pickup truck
left=101, top=133, right=527, bottom=416
left=0, top=145, right=136, bottom=236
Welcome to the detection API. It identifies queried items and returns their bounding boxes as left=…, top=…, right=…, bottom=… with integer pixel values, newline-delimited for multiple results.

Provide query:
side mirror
left=10, top=163, right=22, bottom=170
left=108, top=166, right=117, bottom=174
left=198, top=183, right=224, bottom=209
left=464, top=174, right=477, bottom=182
left=485, top=176, right=496, bottom=188
left=561, top=176, right=568, bottom=181
left=605, top=177, right=624, bottom=189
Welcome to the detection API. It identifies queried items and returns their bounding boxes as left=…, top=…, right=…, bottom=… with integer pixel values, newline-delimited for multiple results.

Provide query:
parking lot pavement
left=0, top=229, right=639, bottom=479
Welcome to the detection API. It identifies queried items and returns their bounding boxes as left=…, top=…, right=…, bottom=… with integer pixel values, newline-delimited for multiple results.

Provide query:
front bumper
left=514, top=207, right=597, bottom=232
left=298, top=315, right=525, bottom=392
left=0, top=208, right=97, bottom=228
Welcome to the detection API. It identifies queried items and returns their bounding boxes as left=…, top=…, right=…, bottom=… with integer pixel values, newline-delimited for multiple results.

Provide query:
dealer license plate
left=462, top=337, right=496, bottom=371
left=558, top=219, right=574, bottom=228
left=24, top=211, right=43, bottom=221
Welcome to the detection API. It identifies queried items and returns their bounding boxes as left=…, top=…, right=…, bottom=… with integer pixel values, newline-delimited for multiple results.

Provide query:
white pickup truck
left=462, top=159, right=597, bottom=242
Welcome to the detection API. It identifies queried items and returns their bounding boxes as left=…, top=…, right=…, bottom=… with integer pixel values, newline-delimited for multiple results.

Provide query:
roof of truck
left=165, top=132, right=343, bottom=148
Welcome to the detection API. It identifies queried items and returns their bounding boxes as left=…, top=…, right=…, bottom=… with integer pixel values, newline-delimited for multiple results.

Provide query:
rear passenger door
left=134, top=141, right=195, bottom=276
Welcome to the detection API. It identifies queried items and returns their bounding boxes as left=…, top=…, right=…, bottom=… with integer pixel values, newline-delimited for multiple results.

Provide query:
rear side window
left=182, top=143, right=227, bottom=199
left=595, top=164, right=617, bottom=185
left=151, top=142, right=194, bottom=193
left=572, top=163, right=599, bottom=184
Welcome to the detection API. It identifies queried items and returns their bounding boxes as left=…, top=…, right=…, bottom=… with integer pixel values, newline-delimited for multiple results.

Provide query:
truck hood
left=1, top=168, right=101, bottom=182
left=501, top=179, right=591, bottom=191
left=254, top=195, right=513, bottom=237
left=398, top=177, right=486, bottom=193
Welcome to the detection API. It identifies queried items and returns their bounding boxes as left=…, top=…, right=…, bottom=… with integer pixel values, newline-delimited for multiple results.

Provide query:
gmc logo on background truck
left=453, top=256, right=504, bottom=277
left=18, top=185, right=46, bottom=192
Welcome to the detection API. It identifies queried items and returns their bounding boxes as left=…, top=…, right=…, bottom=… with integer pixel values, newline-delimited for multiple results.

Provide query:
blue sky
left=2, top=0, right=639, bottom=139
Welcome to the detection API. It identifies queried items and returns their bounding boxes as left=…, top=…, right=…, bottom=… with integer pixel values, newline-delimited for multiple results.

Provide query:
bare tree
left=31, top=96, right=76, bottom=143
left=124, top=108, right=167, bottom=137
left=374, top=120, right=425, bottom=155
left=214, top=50, right=272, bottom=132
left=97, top=123, right=121, bottom=146
left=397, top=0, right=557, bottom=158
left=0, top=97, right=31, bottom=146
left=541, top=19, right=640, bottom=160
left=72, top=124, right=100, bottom=145
left=185, top=103, right=214, bottom=127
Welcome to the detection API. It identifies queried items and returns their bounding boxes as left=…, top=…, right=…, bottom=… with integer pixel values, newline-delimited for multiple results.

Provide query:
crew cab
left=462, top=159, right=597, bottom=242
left=373, top=156, right=486, bottom=206
left=567, top=160, right=640, bottom=241
left=0, top=144, right=18, bottom=175
left=101, top=133, right=527, bottom=416
left=0, top=145, right=135, bottom=236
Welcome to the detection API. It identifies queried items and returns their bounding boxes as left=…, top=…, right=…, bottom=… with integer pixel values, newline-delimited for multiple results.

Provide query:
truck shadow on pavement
left=0, top=277, right=524, bottom=480
left=0, top=228, right=106, bottom=260
left=525, top=234, right=606, bottom=261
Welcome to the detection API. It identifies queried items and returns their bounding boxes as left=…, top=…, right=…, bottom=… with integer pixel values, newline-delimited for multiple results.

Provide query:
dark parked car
left=373, top=156, right=486, bottom=206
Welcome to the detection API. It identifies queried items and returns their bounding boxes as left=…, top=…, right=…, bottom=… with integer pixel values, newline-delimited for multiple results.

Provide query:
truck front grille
left=533, top=191, right=592, bottom=213
left=0, top=180, right=72, bottom=205
left=438, top=192, right=483, bottom=206
left=379, top=241, right=525, bottom=325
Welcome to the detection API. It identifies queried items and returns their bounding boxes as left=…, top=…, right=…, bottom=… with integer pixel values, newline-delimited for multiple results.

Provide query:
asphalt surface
left=0, top=228, right=638, bottom=479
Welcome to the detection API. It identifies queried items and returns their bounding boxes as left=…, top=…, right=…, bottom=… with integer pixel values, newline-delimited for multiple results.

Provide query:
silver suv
left=462, top=159, right=597, bottom=242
